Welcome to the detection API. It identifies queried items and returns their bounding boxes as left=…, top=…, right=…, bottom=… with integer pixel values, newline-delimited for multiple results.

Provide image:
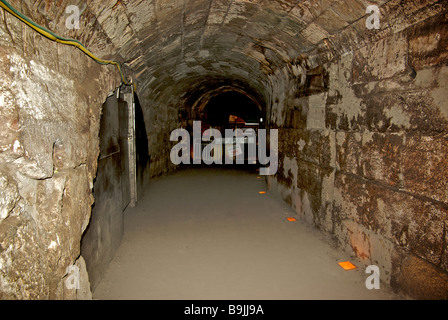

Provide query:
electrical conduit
left=0, top=0, right=136, bottom=91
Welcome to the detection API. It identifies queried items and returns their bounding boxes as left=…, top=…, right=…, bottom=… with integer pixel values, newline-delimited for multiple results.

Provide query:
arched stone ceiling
left=17, top=0, right=445, bottom=113
left=84, top=0, right=389, bottom=107
left=24, top=0, right=441, bottom=114
left=18, top=0, right=445, bottom=124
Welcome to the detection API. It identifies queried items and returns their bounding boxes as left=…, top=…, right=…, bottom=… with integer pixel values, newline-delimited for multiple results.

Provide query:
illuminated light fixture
left=338, top=261, right=357, bottom=271
left=287, top=217, right=297, bottom=222
left=259, top=191, right=266, bottom=194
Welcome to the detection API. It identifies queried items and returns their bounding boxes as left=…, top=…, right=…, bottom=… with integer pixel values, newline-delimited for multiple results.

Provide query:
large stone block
left=327, top=52, right=366, bottom=131
left=314, top=7, right=349, bottom=34
left=337, top=219, right=373, bottom=262
left=363, top=90, right=448, bottom=133
left=401, top=133, right=448, bottom=204
left=397, top=255, right=448, bottom=300
left=384, top=0, right=443, bottom=34
left=333, top=172, right=448, bottom=271
left=430, top=65, right=448, bottom=121
left=336, top=131, right=404, bottom=187
left=352, top=31, right=408, bottom=83
left=407, top=10, right=448, bottom=70
left=306, top=93, right=327, bottom=130
left=278, top=128, right=335, bottom=169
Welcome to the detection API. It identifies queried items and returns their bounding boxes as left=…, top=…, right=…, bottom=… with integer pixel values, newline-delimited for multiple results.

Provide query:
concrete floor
left=93, top=167, right=403, bottom=300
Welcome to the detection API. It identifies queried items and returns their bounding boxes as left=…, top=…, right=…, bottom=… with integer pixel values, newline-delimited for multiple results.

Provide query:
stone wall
left=0, top=1, right=121, bottom=299
left=267, top=4, right=448, bottom=299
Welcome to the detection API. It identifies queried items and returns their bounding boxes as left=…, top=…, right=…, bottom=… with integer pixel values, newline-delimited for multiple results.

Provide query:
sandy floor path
left=93, top=167, right=402, bottom=300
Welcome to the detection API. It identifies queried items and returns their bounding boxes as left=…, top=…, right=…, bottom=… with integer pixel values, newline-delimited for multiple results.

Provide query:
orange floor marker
left=259, top=191, right=266, bottom=194
left=287, top=217, right=297, bottom=222
left=338, top=261, right=357, bottom=271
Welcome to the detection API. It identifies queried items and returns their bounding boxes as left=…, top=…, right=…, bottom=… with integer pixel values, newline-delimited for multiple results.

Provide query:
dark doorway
left=202, top=91, right=262, bottom=129
left=81, top=88, right=149, bottom=291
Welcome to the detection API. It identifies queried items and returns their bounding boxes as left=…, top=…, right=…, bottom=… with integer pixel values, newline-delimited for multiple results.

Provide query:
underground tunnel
left=0, top=0, right=447, bottom=300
